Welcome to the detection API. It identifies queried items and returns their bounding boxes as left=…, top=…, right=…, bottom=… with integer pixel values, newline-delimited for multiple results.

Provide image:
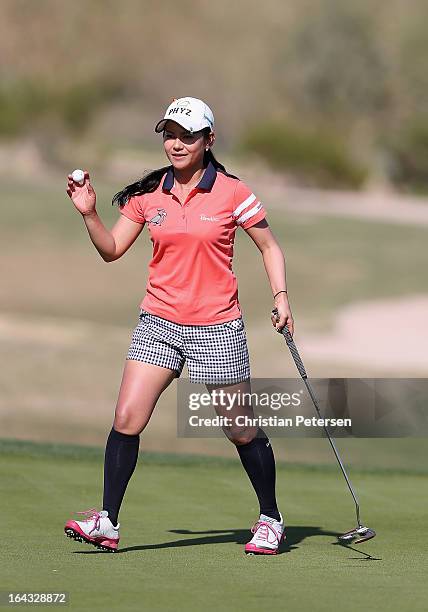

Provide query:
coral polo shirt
left=119, top=161, right=267, bottom=325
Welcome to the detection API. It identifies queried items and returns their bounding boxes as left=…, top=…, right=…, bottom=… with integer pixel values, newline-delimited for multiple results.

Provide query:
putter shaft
left=272, top=308, right=366, bottom=532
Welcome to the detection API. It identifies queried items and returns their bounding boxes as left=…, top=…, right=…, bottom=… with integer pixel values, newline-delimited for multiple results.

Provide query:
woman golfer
left=64, top=97, right=294, bottom=555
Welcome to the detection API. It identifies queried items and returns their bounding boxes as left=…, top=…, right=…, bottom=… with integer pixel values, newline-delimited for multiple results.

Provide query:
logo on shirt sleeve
left=148, top=209, right=167, bottom=225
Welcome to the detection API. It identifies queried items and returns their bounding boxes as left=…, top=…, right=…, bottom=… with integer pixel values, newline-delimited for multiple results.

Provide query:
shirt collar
left=162, top=160, right=217, bottom=192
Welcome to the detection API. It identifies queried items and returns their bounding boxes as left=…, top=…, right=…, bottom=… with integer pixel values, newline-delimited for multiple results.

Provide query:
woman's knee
left=113, top=403, right=149, bottom=435
left=114, top=361, right=175, bottom=435
left=224, top=425, right=258, bottom=446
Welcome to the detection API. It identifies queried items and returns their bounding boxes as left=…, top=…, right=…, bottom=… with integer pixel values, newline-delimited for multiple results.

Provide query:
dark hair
left=112, top=128, right=239, bottom=207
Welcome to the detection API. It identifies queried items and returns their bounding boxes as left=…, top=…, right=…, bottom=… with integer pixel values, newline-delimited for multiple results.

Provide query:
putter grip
left=280, top=327, right=307, bottom=378
left=272, top=308, right=307, bottom=378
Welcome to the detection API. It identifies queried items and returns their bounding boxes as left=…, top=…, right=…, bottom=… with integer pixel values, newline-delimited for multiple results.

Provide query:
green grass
left=1, top=439, right=427, bottom=612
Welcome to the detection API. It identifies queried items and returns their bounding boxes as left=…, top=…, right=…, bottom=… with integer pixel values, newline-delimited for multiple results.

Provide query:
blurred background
left=1, top=0, right=427, bottom=470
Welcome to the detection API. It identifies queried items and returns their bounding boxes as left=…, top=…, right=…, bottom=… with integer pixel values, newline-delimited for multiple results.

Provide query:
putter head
left=338, top=526, right=376, bottom=544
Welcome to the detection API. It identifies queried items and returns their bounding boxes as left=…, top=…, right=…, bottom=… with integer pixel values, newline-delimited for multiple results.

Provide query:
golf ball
left=72, top=169, right=85, bottom=185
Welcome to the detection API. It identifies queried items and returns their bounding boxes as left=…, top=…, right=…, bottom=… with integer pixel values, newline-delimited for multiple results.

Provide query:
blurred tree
left=384, top=117, right=428, bottom=192
left=238, top=120, right=367, bottom=189
left=275, top=0, right=391, bottom=123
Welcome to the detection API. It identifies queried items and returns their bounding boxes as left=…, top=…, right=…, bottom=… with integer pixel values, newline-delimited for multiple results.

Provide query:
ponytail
left=112, top=129, right=239, bottom=207
left=112, top=166, right=170, bottom=207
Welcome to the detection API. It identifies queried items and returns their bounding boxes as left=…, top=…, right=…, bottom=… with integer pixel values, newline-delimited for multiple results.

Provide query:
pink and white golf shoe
left=64, top=508, right=120, bottom=552
left=245, top=513, right=285, bottom=555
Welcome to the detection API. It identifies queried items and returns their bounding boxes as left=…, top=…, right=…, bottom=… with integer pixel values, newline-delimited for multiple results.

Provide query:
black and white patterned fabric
left=126, top=309, right=251, bottom=385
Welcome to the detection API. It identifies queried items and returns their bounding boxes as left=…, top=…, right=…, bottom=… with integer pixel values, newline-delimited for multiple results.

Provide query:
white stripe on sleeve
left=236, top=201, right=263, bottom=225
left=233, top=193, right=256, bottom=218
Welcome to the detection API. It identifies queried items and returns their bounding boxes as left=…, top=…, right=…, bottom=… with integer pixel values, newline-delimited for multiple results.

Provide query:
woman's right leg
left=102, top=360, right=177, bottom=526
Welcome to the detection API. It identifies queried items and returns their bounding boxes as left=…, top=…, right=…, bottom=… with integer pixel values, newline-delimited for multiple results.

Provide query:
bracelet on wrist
left=273, top=290, right=287, bottom=299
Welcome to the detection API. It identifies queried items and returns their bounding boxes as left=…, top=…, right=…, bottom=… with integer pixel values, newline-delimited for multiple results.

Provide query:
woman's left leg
left=186, top=318, right=283, bottom=551
left=206, top=379, right=280, bottom=521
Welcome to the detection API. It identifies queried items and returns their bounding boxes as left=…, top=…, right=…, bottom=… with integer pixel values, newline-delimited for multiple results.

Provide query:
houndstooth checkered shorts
left=126, top=309, right=251, bottom=384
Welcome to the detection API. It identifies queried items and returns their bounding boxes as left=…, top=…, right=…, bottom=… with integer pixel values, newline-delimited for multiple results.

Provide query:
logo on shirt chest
left=146, top=209, right=222, bottom=227
left=148, top=209, right=167, bottom=225
left=200, top=214, right=219, bottom=222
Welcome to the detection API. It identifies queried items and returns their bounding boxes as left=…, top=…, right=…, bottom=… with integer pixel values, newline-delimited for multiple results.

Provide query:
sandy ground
left=248, top=296, right=428, bottom=377
left=295, top=294, right=428, bottom=374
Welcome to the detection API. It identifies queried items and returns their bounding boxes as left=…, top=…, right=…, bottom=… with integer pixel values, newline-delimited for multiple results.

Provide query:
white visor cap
left=155, top=97, right=215, bottom=134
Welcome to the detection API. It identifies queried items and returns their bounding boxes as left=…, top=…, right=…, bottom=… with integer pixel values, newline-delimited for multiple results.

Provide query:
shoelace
left=251, top=520, right=281, bottom=545
left=75, top=508, right=101, bottom=535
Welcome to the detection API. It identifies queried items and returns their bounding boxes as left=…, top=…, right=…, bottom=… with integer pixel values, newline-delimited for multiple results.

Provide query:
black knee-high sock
left=102, top=427, right=140, bottom=526
left=236, top=428, right=280, bottom=521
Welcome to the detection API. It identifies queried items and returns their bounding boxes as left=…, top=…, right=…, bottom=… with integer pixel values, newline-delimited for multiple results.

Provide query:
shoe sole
left=64, top=525, right=118, bottom=553
left=245, top=533, right=286, bottom=555
left=245, top=543, right=278, bottom=555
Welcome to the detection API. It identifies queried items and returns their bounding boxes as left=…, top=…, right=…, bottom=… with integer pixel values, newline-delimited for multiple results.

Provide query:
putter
left=272, top=308, right=376, bottom=545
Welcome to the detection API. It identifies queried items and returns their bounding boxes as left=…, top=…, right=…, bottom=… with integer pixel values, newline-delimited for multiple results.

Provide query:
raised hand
left=66, top=170, right=97, bottom=216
